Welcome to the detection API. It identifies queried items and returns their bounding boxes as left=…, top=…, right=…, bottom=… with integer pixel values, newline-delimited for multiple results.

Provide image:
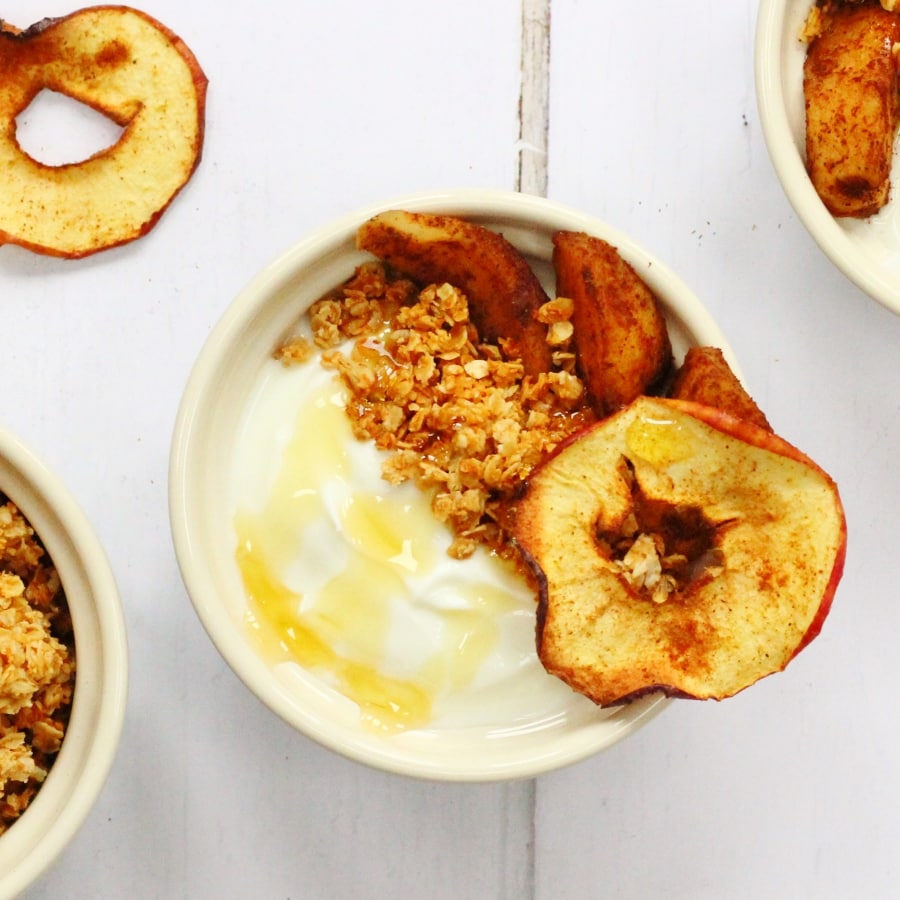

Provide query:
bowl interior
left=756, top=0, right=900, bottom=314
left=169, top=189, right=737, bottom=781
left=0, top=429, right=127, bottom=897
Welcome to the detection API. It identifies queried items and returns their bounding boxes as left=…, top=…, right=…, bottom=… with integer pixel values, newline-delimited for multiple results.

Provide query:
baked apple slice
left=552, top=231, right=673, bottom=416
left=803, top=1, right=900, bottom=217
left=0, top=7, right=207, bottom=257
left=357, top=210, right=553, bottom=374
left=512, top=396, right=846, bottom=705
left=670, top=346, right=771, bottom=432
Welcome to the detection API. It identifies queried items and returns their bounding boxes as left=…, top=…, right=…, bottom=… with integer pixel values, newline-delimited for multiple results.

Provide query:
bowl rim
left=168, top=187, right=740, bottom=781
left=0, top=426, right=128, bottom=897
left=754, top=0, right=900, bottom=316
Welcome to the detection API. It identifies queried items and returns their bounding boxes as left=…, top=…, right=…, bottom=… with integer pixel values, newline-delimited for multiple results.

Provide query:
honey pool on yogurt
left=230, top=354, right=582, bottom=735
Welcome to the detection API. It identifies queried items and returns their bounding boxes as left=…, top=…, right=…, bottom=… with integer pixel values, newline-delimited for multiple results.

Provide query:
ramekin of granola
left=0, top=428, right=126, bottom=898
left=0, top=496, right=75, bottom=835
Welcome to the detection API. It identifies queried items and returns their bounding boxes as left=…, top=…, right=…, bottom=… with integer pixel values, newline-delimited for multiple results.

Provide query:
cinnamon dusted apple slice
left=0, top=7, right=207, bottom=257
left=357, top=210, right=553, bottom=374
left=670, top=346, right=771, bottom=432
left=552, top=231, right=673, bottom=417
left=804, top=1, right=900, bottom=217
left=512, top=396, right=846, bottom=705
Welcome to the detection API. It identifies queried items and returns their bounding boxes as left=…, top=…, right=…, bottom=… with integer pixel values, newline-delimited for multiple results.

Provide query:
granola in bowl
left=0, top=497, right=75, bottom=835
left=277, top=261, right=595, bottom=562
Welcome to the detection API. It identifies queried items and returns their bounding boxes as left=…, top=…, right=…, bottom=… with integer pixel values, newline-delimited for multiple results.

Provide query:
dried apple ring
left=0, top=6, right=208, bottom=258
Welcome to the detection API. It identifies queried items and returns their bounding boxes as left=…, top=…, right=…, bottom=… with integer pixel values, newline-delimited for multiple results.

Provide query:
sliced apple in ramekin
left=512, top=396, right=847, bottom=705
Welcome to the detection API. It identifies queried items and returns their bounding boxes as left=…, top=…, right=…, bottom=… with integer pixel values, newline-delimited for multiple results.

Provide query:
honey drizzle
left=234, top=377, right=514, bottom=733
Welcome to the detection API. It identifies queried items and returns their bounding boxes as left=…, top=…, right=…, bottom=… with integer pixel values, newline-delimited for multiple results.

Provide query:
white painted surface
left=0, top=0, right=893, bottom=897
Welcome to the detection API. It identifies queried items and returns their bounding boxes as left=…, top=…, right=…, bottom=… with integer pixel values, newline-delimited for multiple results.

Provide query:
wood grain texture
left=10, top=0, right=900, bottom=897
left=518, top=0, right=551, bottom=197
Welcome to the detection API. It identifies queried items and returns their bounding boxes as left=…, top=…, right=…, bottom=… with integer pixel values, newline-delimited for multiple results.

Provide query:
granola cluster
left=0, top=499, right=74, bottom=835
left=277, top=262, right=595, bottom=559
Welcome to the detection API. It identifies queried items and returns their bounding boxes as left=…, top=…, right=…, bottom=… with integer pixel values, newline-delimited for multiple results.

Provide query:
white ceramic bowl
left=756, top=0, right=900, bottom=315
left=0, top=428, right=127, bottom=898
left=169, top=188, right=738, bottom=782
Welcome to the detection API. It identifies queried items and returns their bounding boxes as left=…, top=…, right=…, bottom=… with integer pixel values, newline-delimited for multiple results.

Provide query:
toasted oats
left=307, top=262, right=418, bottom=350
left=302, top=265, right=595, bottom=558
left=547, top=320, right=575, bottom=346
left=463, top=359, right=490, bottom=380
left=275, top=335, right=314, bottom=365
left=536, top=296, right=575, bottom=323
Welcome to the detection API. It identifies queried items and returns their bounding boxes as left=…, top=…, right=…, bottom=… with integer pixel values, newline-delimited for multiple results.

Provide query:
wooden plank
left=6, top=2, right=536, bottom=897
left=537, top=1, right=900, bottom=898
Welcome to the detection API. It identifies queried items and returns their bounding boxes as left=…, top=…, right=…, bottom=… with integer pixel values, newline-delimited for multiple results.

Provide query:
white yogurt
left=229, top=352, right=589, bottom=733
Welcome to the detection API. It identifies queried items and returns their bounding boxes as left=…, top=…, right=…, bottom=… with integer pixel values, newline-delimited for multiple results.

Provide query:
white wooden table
left=5, top=1, right=897, bottom=897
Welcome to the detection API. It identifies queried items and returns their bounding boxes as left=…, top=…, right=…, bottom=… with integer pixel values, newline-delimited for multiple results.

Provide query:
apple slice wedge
left=552, top=231, right=673, bottom=416
left=511, top=396, right=847, bottom=705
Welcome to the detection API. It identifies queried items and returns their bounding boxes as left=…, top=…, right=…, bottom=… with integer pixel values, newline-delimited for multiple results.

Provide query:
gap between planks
left=513, top=3, right=551, bottom=896
left=517, top=0, right=552, bottom=197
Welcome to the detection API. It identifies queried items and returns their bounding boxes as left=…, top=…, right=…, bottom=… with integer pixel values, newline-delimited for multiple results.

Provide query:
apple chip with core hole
left=357, top=210, right=554, bottom=375
left=512, top=396, right=846, bottom=706
left=552, top=231, right=673, bottom=416
left=0, top=6, right=207, bottom=258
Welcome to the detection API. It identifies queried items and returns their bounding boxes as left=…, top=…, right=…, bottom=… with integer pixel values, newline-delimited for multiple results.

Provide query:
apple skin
left=511, top=396, right=847, bottom=706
